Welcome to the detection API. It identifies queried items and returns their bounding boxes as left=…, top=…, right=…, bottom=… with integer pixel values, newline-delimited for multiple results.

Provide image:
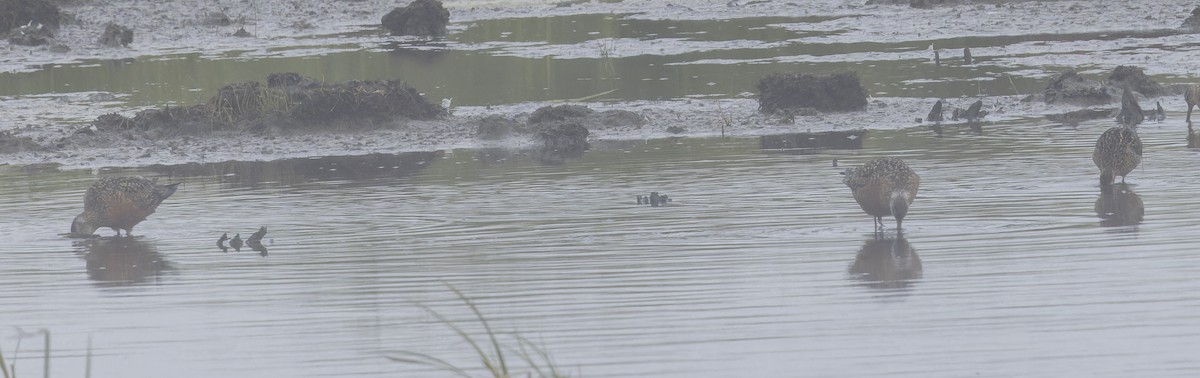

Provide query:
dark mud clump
left=93, top=105, right=214, bottom=137
left=757, top=72, right=868, bottom=114
left=1107, top=65, right=1165, bottom=97
left=474, top=115, right=524, bottom=140
left=0, top=130, right=44, bottom=153
left=469, top=105, right=644, bottom=147
left=536, top=121, right=589, bottom=151
left=283, top=79, right=445, bottom=122
left=0, top=0, right=59, bottom=35
left=1181, top=6, right=1200, bottom=31
left=7, top=21, right=51, bottom=45
left=90, top=73, right=446, bottom=136
left=533, top=121, right=589, bottom=164
left=381, top=0, right=449, bottom=38
left=528, top=105, right=645, bottom=133
left=1029, top=67, right=1166, bottom=105
left=1032, top=70, right=1113, bottom=106
left=596, top=109, right=647, bottom=128
left=528, top=104, right=594, bottom=124
left=98, top=22, right=133, bottom=47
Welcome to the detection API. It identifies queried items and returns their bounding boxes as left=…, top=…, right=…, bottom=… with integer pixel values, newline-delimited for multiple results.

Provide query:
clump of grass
left=596, top=38, right=618, bottom=77
left=1, top=328, right=53, bottom=378
left=388, top=285, right=570, bottom=378
left=208, top=82, right=295, bottom=125
left=717, top=101, right=734, bottom=137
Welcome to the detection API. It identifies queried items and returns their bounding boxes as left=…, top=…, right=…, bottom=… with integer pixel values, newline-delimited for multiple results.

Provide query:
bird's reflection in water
left=1189, top=122, right=1199, bottom=149
left=247, top=240, right=268, bottom=257
left=1095, top=183, right=1144, bottom=228
left=75, top=237, right=170, bottom=286
left=848, top=236, right=922, bottom=290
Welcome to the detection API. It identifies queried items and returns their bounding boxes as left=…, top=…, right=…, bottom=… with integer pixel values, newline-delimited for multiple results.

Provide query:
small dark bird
left=842, top=157, right=920, bottom=233
left=247, top=239, right=268, bottom=256
left=1093, top=124, right=1142, bottom=190
left=217, top=232, right=229, bottom=251
left=247, top=226, right=267, bottom=242
left=230, top=233, right=244, bottom=251
left=962, top=100, right=985, bottom=122
left=71, top=176, right=179, bottom=237
left=926, top=100, right=944, bottom=122
left=1115, top=87, right=1144, bottom=126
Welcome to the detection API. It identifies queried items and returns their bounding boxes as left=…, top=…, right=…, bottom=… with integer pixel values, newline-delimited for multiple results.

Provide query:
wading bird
left=842, top=157, right=920, bottom=233
left=71, top=176, right=179, bottom=237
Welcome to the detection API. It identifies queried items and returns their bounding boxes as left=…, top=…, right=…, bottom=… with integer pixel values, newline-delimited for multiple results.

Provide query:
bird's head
left=70, top=213, right=98, bottom=237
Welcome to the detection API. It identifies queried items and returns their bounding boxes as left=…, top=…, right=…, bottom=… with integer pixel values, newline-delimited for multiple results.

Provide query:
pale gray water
left=4, top=2, right=1200, bottom=377
left=3, top=118, right=1200, bottom=377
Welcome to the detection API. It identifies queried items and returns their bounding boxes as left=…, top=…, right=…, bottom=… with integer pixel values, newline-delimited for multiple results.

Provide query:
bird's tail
left=889, top=190, right=910, bottom=222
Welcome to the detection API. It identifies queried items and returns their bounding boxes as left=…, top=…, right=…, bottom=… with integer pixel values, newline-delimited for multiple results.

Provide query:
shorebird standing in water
left=842, top=157, right=921, bottom=233
left=71, top=176, right=179, bottom=237
left=1185, top=84, right=1200, bottom=122
left=1093, top=125, right=1141, bottom=190
left=1094, top=89, right=1143, bottom=192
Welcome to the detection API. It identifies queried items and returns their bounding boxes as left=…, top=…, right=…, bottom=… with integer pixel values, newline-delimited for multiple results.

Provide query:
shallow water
left=4, top=2, right=1200, bottom=377
left=4, top=116, right=1200, bottom=377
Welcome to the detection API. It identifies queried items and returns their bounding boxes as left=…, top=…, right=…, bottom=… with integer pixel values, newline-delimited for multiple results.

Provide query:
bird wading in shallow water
left=1185, top=84, right=1200, bottom=122
left=1093, top=125, right=1142, bottom=191
left=842, top=157, right=920, bottom=234
left=71, top=176, right=179, bottom=237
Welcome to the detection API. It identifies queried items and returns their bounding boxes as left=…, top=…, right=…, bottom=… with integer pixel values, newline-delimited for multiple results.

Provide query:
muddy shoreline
left=2, top=0, right=1199, bottom=169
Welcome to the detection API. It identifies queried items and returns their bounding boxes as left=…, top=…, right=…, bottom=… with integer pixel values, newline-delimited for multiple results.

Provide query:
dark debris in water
left=636, top=192, right=672, bottom=207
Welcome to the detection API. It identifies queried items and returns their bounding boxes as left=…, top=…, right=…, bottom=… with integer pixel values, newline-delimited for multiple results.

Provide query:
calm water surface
left=3, top=118, right=1200, bottom=377
left=3, top=4, right=1200, bottom=377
